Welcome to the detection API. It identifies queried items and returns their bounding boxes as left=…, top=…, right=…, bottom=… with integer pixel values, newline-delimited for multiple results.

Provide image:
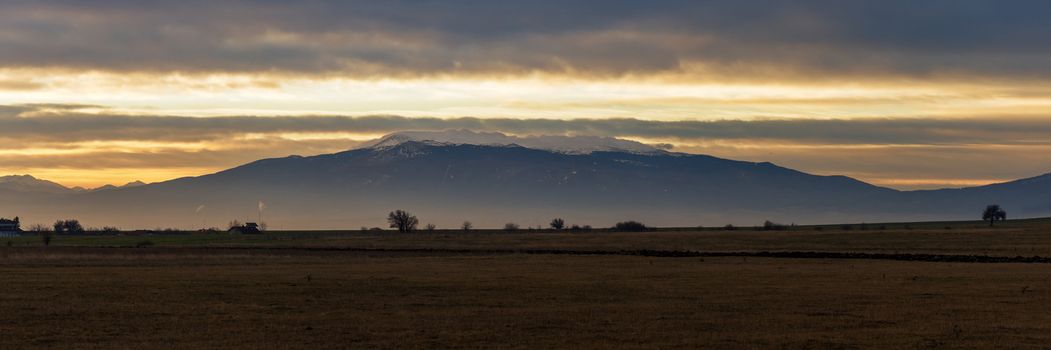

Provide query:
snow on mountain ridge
left=361, top=130, right=665, bottom=155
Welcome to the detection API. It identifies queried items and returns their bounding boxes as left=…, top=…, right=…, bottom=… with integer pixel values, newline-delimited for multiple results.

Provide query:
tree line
left=386, top=210, right=645, bottom=233
left=10, top=204, right=1013, bottom=248
left=384, top=204, right=1011, bottom=233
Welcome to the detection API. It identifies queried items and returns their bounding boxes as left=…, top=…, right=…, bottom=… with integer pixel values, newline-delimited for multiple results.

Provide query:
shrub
left=724, top=224, right=736, bottom=231
left=136, top=240, right=155, bottom=248
left=763, top=220, right=788, bottom=231
left=95, top=226, right=121, bottom=235
left=503, top=223, right=520, bottom=232
left=613, top=221, right=650, bottom=232
left=568, top=224, right=593, bottom=232
left=40, top=231, right=53, bottom=246
left=53, top=219, right=84, bottom=234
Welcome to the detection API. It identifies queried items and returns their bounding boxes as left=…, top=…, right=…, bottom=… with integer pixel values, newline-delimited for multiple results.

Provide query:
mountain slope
left=900, top=173, right=1051, bottom=216
left=1, top=132, right=1049, bottom=229
left=0, top=141, right=895, bottom=229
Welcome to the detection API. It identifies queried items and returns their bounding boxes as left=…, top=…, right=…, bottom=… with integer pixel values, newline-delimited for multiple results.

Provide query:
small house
left=228, top=222, right=261, bottom=234
left=0, top=217, right=21, bottom=237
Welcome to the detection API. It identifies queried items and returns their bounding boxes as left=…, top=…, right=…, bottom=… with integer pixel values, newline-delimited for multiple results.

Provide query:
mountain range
left=2, top=130, right=1049, bottom=229
left=0, top=175, right=146, bottom=194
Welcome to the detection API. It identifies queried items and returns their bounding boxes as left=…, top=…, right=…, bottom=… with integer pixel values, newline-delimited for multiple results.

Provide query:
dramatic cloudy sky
left=2, top=0, right=1051, bottom=189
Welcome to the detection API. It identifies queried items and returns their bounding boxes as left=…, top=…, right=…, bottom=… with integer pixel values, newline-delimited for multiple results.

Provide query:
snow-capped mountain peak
left=360, top=130, right=666, bottom=155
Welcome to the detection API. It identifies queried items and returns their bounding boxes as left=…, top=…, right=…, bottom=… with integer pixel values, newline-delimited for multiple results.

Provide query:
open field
left=9, top=217, right=1051, bottom=256
left=4, top=218, right=1051, bottom=348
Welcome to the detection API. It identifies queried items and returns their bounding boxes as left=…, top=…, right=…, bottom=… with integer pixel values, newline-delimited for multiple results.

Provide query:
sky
left=2, top=0, right=1051, bottom=189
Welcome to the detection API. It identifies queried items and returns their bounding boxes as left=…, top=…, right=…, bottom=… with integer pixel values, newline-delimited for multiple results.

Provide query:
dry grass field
left=3, top=219, right=1051, bottom=349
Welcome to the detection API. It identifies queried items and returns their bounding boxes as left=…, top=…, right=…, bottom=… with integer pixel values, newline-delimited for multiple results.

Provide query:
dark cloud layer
left=4, top=105, right=1051, bottom=146
left=2, top=1, right=1050, bottom=79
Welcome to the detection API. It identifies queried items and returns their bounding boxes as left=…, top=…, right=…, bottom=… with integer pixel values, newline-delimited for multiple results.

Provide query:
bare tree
left=550, top=218, right=565, bottom=230
left=425, top=223, right=437, bottom=231
left=40, top=229, right=53, bottom=246
left=387, top=210, right=419, bottom=233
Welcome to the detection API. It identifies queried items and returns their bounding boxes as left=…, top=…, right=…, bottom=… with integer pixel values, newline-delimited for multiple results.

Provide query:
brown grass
left=3, top=225, right=1051, bottom=348
left=289, top=227, right=1051, bottom=257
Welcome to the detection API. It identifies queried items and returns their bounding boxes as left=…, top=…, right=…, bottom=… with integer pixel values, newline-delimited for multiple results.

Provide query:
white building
left=0, top=217, right=20, bottom=237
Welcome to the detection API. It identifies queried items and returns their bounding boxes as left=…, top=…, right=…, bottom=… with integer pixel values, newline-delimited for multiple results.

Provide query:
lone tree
left=461, top=221, right=473, bottom=232
left=387, top=210, right=419, bottom=233
left=550, top=218, right=566, bottom=230
left=982, top=205, right=1007, bottom=226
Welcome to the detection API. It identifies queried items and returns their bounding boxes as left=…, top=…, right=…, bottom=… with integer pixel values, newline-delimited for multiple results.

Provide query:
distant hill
left=2, top=131, right=1049, bottom=229
left=0, top=175, right=147, bottom=195
left=0, top=175, right=71, bottom=194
